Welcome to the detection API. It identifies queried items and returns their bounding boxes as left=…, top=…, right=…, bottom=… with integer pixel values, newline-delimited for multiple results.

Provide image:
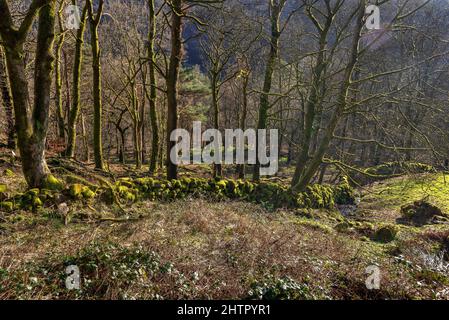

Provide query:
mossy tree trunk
left=66, top=1, right=88, bottom=158
left=211, top=74, right=223, bottom=178
left=87, top=0, right=105, bottom=170
left=147, top=0, right=160, bottom=174
left=253, top=0, right=286, bottom=182
left=166, top=0, right=183, bottom=180
left=237, top=71, right=249, bottom=179
left=0, top=0, right=59, bottom=188
left=55, top=3, right=66, bottom=141
left=0, top=46, right=15, bottom=149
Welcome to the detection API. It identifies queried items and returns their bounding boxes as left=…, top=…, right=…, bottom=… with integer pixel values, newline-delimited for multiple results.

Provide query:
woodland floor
left=0, top=154, right=449, bottom=300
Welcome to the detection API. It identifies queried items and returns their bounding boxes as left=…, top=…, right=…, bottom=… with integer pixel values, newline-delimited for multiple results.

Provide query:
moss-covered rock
left=400, top=200, right=448, bottom=226
left=374, top=224, right=399, bottom=243
left=296, top=184, right=334, bottom=209
left=334, top=177, right=356, bottom=205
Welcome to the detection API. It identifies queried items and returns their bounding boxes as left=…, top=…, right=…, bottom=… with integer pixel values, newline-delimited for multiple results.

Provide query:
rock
left=374, top=224, right=399, bottom=243
left=57, top=203, right=69, bottom=216
left=400, top=200, right=448, bottom=226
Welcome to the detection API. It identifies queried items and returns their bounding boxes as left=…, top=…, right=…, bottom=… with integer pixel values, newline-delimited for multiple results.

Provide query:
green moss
left=334, top=177, right=356, bottom=205
left=4, top=169, right=14, bottom=177
left=374, top=224, right=399, bottom=243
left=0, top=201, right=13, bottom=212
left=0, top=184, right=8, bottom=201
left=117, top=178, right=135, bottom=189
left=69, top=184, right=84, bottom=199
left=43, top=175, right=64, bottom=191
left=81, top=186, right=96, bottom=199
left=27, top=188, right=40, bottom=196
left=32, top=197, right=43, bottom=208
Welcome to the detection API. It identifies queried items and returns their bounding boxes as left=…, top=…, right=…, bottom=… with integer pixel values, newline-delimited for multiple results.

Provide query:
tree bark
left=0, top=0, right=58, bottom=188
left=253, top=0, right=285, bottom=181
left=166, top=0, right=183, bottom=180
left=66, top=1, right=88, bottom=158
left=88, top=0, right=105, bottom=170
left=0, top=46, right=15, bottom=149
left=55, top=4, right=66, bottom=141
left=237, top=72, right=249, bottom=179
left=211, top=75, right=223, bottom=178
left=147, top=0, right=160, bottom=174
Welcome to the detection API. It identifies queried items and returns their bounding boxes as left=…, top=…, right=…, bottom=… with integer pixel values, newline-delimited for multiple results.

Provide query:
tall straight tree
left=147, top=0, right=160, bottom=174
left=54, top=1, right=67, bottom=141
left=164, top=0, right=223, bottom=180
left=166, top=0, right=183, bottom=180
left=0, top=0, right=61, bottom=188
left=87, top=0, right=105, bottom=170
left=0, top=46, right=15, bottom=149
left=66, top=0, right=88, bottom=158
left=253, top=0, right=287, bottom=182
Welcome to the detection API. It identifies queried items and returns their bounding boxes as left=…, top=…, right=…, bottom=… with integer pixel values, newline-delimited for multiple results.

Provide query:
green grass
left=363, top=173, right=449, bottom=212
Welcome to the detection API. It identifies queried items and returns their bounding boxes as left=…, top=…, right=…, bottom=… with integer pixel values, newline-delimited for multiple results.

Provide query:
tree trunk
left=55, top=5, right=66, bottom=141
left=81, top=112, right=89, bottom=162
left=147, top=0, right=160, bottom=174
left=211, top=76, right=222, bottom=178
left=0, top=46, right=15, bottom=149
left=253, top=0, right=285, bottom=181
left=0, top=0, right=58, bottom=188
left=237, top=73, right=249, bottom=179
left=166, top=0, right=183, bottom=180
left=291, top=14, right=332, bottom=187
left=88, top=0, right=105, bottom=170
left=66, top=2, right=88, bottom=158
